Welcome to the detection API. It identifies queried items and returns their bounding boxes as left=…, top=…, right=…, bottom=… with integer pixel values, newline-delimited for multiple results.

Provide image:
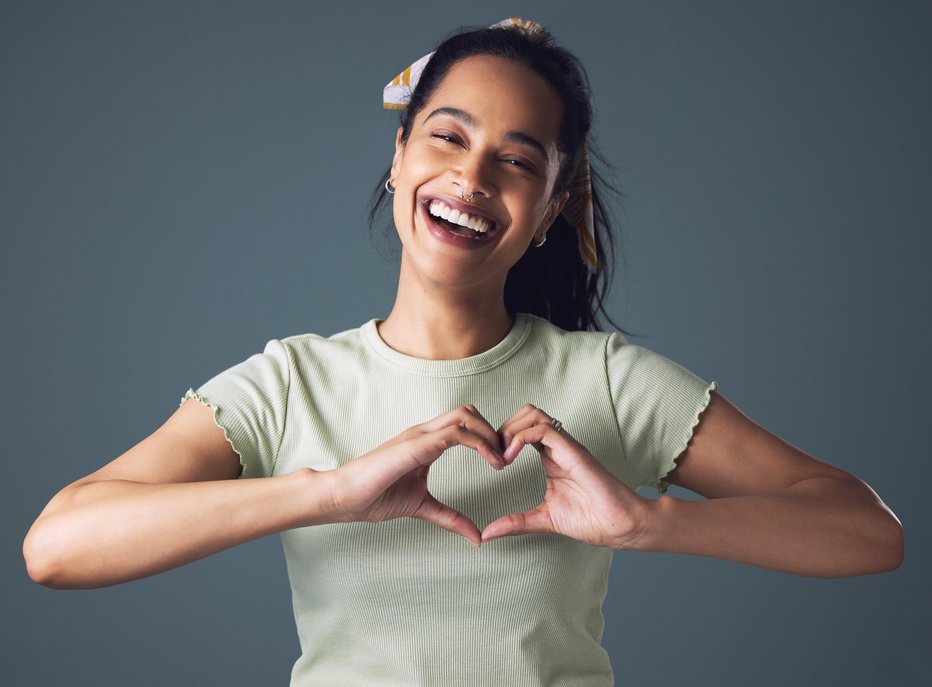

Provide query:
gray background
left=3, top=1, right=928, bottom=685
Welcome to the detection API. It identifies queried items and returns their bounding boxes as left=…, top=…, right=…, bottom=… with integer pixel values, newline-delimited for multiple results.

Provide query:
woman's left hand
left=481, top=404, right=653, bottom=549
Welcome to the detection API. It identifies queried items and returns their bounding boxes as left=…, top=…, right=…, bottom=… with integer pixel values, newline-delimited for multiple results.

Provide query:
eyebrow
left=423, top=107, right=550, bottom=165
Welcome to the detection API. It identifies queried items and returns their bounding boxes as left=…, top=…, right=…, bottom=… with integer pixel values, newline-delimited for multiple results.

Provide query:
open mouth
left=421, top=198, right=504, bottom=241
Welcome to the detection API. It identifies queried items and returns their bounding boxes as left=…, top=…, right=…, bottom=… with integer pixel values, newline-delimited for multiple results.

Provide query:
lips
left=418, top=201, right=507, bottom=250
left=419, top=195, right=506, bottom=236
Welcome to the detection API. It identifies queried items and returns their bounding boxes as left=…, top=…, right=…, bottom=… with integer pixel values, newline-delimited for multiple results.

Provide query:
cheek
left=504, top=188, right=548, bottom=225
left=399, top=150, right=443, bottom=186
left=393, top=153, right=444, bottom=230
left=390, top=179, right=427, bottom=238
left=391, top=192, right=414, bottom=237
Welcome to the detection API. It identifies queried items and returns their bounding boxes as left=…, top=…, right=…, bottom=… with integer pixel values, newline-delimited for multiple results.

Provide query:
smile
left=419, top=197, right=507, bottom=249
left=428, top=200, right=496, bottom=235
left=419, top=195, right=505, bottom=240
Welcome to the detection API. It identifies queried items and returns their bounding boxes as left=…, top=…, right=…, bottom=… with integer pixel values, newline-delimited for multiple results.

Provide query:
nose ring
left=460, top=189, right=475, bottom=203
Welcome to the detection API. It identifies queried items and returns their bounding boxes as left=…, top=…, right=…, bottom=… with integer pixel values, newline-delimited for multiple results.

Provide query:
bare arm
left=24, top=399, right=509, bottom=589
left=22, top=398, right=331, bottom=589
left=482, top=391, right=903, bottom=577
left=24, top=469, right=328, bottom=589
left=631, top=390, right=904, bottom=578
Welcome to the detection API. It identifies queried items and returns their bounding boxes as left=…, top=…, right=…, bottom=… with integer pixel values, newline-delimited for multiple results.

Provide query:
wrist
left=286, top=467, right=339, bottom=528
left=617, top=494, right=676, bottom=552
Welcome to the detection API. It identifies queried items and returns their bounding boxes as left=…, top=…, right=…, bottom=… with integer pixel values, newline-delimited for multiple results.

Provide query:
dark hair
left=367, top=23, right=631, bottom=334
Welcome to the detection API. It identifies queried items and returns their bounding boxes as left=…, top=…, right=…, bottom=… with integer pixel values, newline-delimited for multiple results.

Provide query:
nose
left=450, top=149, right=496, bottom=201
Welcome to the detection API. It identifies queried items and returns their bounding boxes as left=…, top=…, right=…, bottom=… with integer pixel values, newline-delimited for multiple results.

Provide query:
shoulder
left=523, top=313, right=616, bottom=353
left=278, top=321, right=369, bottom=357
left=521, top=314, right=703, bottom=383
left=279, top=322, right=362, bottom=347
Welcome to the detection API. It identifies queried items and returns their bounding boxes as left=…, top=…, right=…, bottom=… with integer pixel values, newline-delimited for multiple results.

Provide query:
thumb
left=414, top=494, right=482, bottom=548
left=481, top=508, right=553, bottom=542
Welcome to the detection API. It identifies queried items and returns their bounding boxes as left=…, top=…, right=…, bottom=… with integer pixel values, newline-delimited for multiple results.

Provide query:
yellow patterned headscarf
left=382, top=17, right=598, bottom=274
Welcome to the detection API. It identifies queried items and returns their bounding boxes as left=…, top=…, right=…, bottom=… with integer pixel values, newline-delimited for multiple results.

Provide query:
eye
left=431, top=133, right=463, bottom=146
left=502, top=158, right=537, bottom=174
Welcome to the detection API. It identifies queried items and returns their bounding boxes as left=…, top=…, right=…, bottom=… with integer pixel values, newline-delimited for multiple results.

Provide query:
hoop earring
left=533, top=234, right=547, bottom=248
left=385, top=179, right=396, bottom=194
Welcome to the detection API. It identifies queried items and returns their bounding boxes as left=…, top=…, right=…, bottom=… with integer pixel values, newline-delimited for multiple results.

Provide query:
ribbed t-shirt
left=179, top=312, right=717, bottom=686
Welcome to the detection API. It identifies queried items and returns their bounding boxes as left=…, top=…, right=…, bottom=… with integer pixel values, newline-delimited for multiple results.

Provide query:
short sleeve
left=606, top=332, right=717, bottom=495
left=179, top=339, right=291, bottom=479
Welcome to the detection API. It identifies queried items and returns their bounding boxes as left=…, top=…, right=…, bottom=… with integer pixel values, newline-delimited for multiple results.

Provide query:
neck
left=376, top=255, right=515, bottom=360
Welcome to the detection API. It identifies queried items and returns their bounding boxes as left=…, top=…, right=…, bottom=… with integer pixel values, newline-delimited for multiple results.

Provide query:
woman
left=23, top=18, right=903, bottom=686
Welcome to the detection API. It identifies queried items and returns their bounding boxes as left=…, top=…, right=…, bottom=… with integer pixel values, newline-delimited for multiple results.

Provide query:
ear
left=536, top=191, right=570, bottom=238
left=390, top=127, right=405, bottom=181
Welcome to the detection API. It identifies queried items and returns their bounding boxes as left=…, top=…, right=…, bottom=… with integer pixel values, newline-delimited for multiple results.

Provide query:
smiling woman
left=382, top=53, right=570, bottom=301
left=371, top=18, right=615, bottom=340
left=22, top=15, right=903, bottom=687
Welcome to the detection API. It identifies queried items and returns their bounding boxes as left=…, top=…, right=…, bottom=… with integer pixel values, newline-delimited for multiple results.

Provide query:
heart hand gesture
left=326, top=405, right=505, bottom=548
left=482, top=404, right=651, bottom=549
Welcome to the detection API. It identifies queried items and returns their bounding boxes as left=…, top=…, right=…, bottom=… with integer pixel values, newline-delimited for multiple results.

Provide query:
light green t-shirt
left=180, top=312, right=717, bottom=686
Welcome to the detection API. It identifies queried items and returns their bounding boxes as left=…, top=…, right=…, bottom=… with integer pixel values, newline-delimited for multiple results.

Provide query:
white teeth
left=428, top=200, right=493, bottom=233
left=462, top=214, right=490, bottom=232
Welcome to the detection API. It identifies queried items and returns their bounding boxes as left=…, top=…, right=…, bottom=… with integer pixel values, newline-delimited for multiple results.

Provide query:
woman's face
left=389, top=54, right=569, bottom=287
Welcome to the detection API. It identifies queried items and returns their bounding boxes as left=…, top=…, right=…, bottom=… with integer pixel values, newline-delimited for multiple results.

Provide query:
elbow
left=860, top=507, right=904, bottom=576
left=23, top=527, right=58, bottom=588
left=23, top=485, right=85, bottom=589
left=879, top=516, right=904, bottom=573
left=846, top=478, right=904, bottom=575
left=23, top=521, right=69, bottom=589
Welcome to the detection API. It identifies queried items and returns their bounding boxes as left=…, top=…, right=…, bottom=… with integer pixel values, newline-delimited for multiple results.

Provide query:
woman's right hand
left=324, top=405, right=505, bottom=547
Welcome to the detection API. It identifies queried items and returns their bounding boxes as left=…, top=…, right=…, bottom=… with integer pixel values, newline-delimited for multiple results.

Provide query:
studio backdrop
left=3, top=2, right=928, bottom=685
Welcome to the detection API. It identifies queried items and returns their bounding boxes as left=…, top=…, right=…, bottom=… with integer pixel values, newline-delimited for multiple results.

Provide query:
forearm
left=23, top=469, right=329, bottom=589
left=628, top=476, right=904, bottom=578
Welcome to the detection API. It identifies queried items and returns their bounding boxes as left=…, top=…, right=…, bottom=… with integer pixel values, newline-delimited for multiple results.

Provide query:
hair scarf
left=382, top=17, right=598, bottom=274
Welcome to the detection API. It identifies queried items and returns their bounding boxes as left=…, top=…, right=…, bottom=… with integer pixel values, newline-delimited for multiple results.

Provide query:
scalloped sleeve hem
left=178, top=339, right=291, bottom=479
left=654, top=380, right=718, bottom=495
left=179, top=388, right=248, bottom=478
left=605, top=333, right=718, bottom=495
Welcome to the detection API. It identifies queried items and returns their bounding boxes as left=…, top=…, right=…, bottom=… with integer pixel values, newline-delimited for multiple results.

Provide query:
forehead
left=418, top=55, right=564, bottom=146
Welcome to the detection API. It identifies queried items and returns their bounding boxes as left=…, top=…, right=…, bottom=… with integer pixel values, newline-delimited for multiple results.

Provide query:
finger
left=422, top=405, right=506, bottom=457
left=503, top=422, right=577, bottom=465
left=498, top=404, right=563, bottom=456
left=496, top=403, right=538, bottom=446
left=459, top=404, right=507, bottom=456
left=438, top=425, right=506, bottom=470
left=481, top=508, right=553, bottom=542
left=349, top=422, right=504, bottom=502
left=414, top=494, right=482, bottom=548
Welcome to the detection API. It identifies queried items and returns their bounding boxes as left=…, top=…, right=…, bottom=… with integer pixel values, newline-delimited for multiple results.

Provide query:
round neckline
left=361, top=313, right=534, bottom=377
